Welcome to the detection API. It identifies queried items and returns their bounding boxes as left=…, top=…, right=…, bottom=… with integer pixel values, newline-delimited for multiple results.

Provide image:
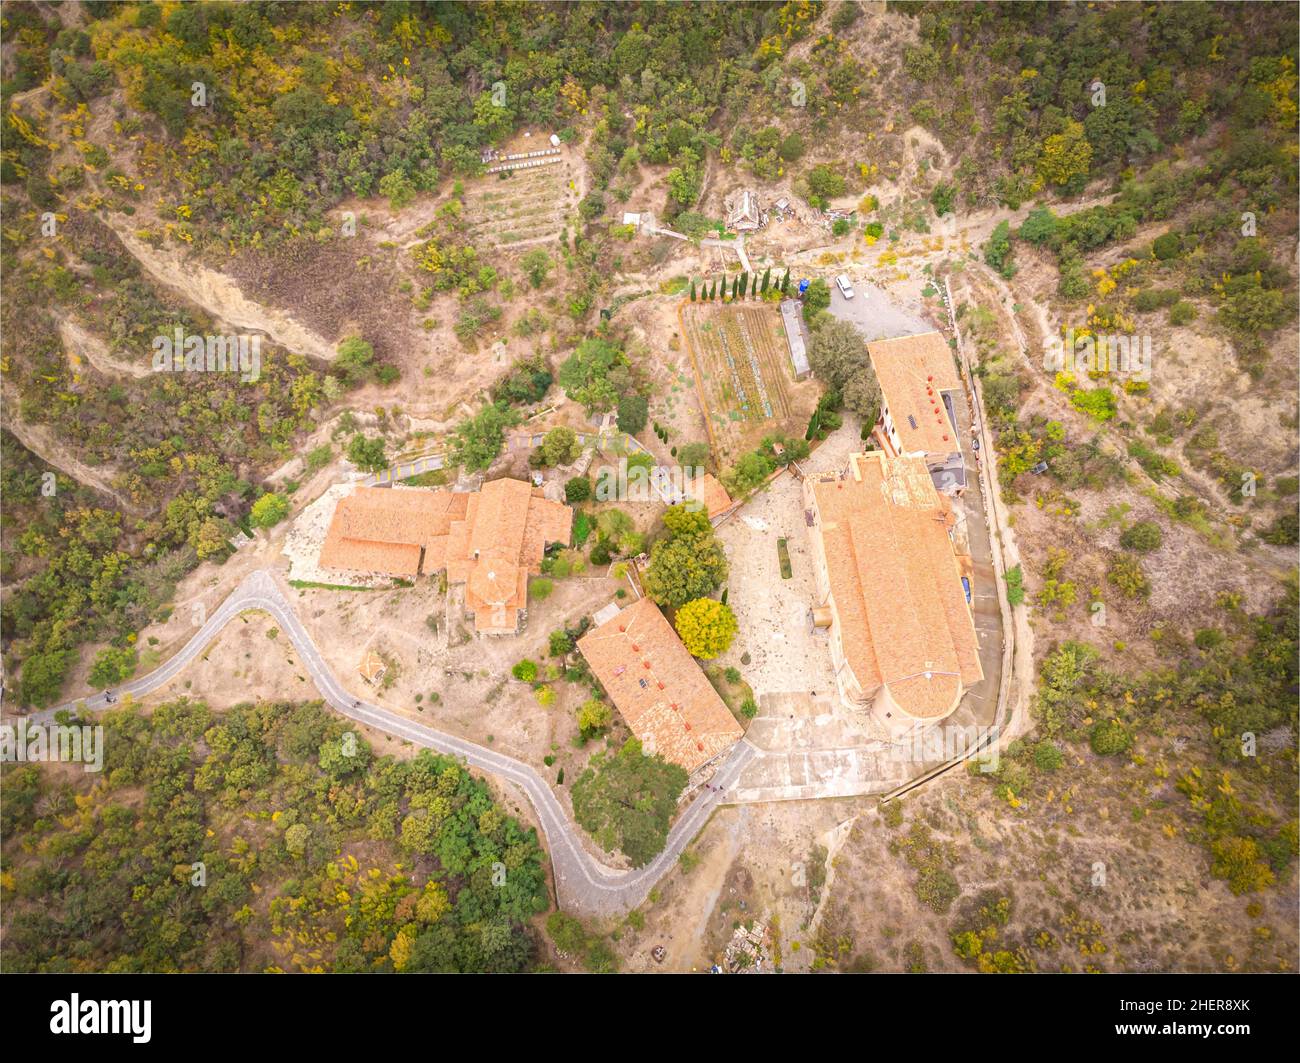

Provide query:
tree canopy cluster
left=1, top=699, right=548, bottom=973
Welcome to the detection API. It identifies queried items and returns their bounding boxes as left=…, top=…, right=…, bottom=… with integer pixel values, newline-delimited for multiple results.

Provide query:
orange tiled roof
left=319, top=487, right=468, bottom=575
left=809, top=452, right=982, bottom=720
left=577, top=597, right=743, bottom=774
left=319, top=480, right=570, bottom=632
left=691, top=473, right=733, bottom=520
left=868, top=331, right=962, bottom=457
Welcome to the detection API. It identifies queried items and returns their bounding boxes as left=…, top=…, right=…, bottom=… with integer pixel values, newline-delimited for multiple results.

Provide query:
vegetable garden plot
left=462, top=168, right=571, bottom=249
left=681, top=302, right=794, bottom=459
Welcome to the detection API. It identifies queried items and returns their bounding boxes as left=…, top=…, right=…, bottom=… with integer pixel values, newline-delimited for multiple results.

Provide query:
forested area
left=3, top=1, right=802, bottom=247
left=0, top=204, right=327, bottom=706
left=1, top=699, right=548, bottom=972
left=0, top=0, right=1296, bottom=974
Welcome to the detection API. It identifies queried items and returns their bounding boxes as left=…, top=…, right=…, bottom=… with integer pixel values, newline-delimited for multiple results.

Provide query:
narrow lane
left=25, top=568, right=753, bottom=918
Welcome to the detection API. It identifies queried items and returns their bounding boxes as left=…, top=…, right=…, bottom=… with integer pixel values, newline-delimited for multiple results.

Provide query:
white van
left=835, top=274, right=855, bottom=299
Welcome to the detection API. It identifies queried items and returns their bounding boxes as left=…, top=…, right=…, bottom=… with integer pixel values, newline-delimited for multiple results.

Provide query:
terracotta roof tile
left=319, top=480, right=571, bottom=631
left=319, top=487, right=466, bottom=575
left=577, top=597, right=743, bottom=773
left=809, top=452, right=982, bottom=720
left=868, top=331, right=962, bottom=457
left=691, top=473, right=733, bottom=520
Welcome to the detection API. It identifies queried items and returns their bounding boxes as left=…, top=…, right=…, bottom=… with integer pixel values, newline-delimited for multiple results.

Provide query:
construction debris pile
left=720, top=920, right=770, bottom=973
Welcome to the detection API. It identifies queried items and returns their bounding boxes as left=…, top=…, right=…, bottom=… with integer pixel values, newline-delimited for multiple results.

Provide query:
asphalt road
left=31, top=568, right=755, bottom=919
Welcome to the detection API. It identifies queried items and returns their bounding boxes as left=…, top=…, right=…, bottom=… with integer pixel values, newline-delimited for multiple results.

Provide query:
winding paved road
left=27, top=569, right=754, bottom=919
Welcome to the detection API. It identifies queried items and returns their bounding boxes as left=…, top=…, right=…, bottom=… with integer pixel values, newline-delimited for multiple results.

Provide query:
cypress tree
left=690, top=279, right=697, bottom=301
left=709, top=279, right=717, bottom=300
left=761, top=267, right=771, bottom=293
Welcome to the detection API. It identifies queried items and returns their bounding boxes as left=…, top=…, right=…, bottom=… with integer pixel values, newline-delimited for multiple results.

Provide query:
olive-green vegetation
left=984, top=577, right=1298, bottom=897
left=0, top=699, right=548, bottom=973
left=570, top=738, right=688, bottom=867
left=641, top=503, right=728, bottom=608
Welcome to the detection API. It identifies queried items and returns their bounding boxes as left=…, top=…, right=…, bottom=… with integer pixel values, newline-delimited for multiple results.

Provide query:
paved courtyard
left=715, top=416, right=865, bottom=707
left=715, top=391, right=1005, bottom=802
left=827, top=280, right=934, bottom=342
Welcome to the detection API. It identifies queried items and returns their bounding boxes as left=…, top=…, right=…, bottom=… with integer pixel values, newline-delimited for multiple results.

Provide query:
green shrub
left=1119, top=521, right=1163, bottom=552
left=1107, top=554, right=1150, bottom=598
left=1151, top=231, right=1182, bottom=260
left=1003, top=564, right=1025, bottom=607
left=1032, top=741, right=1064, bottom=772
left=1089, top=719, right=1132, bottom=756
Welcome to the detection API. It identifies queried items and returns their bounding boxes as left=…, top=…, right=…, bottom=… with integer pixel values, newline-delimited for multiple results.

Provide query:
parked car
left=835, top=273, right=855, bottom=299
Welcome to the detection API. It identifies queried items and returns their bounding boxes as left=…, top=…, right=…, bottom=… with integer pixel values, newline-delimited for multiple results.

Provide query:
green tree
left=378, top=169, right=416, bottom=210
left=19, top=650, right=73, bottom=708
left=558, top=338, right=629, bottom=412
left=576, top=698, right=612, bottom=738
left=1036, top=119, right=1093, bottom=191
left=89, top=646, right=138, bottom=689
left=617, top=394, right=649, bottom=434
left=336, top=335, right=375, bottom=385
left=541, top=426, right=582, bottom=466
left=570, top=738, right=688, bottom=867
left=676, top=441, right=710, bottom=470
left=346, top=433, right=388, bottom=473
left=725, top=451, right=775, bottom=494
left=250, top=492, right=289, bottom=528
left=642, top=505, right=728, bottom=607
left=983, top=220, right=1015, bottom=278
left=450, top=403, right=520, bottom=472
left=803, top=278, right=831, bottom=323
